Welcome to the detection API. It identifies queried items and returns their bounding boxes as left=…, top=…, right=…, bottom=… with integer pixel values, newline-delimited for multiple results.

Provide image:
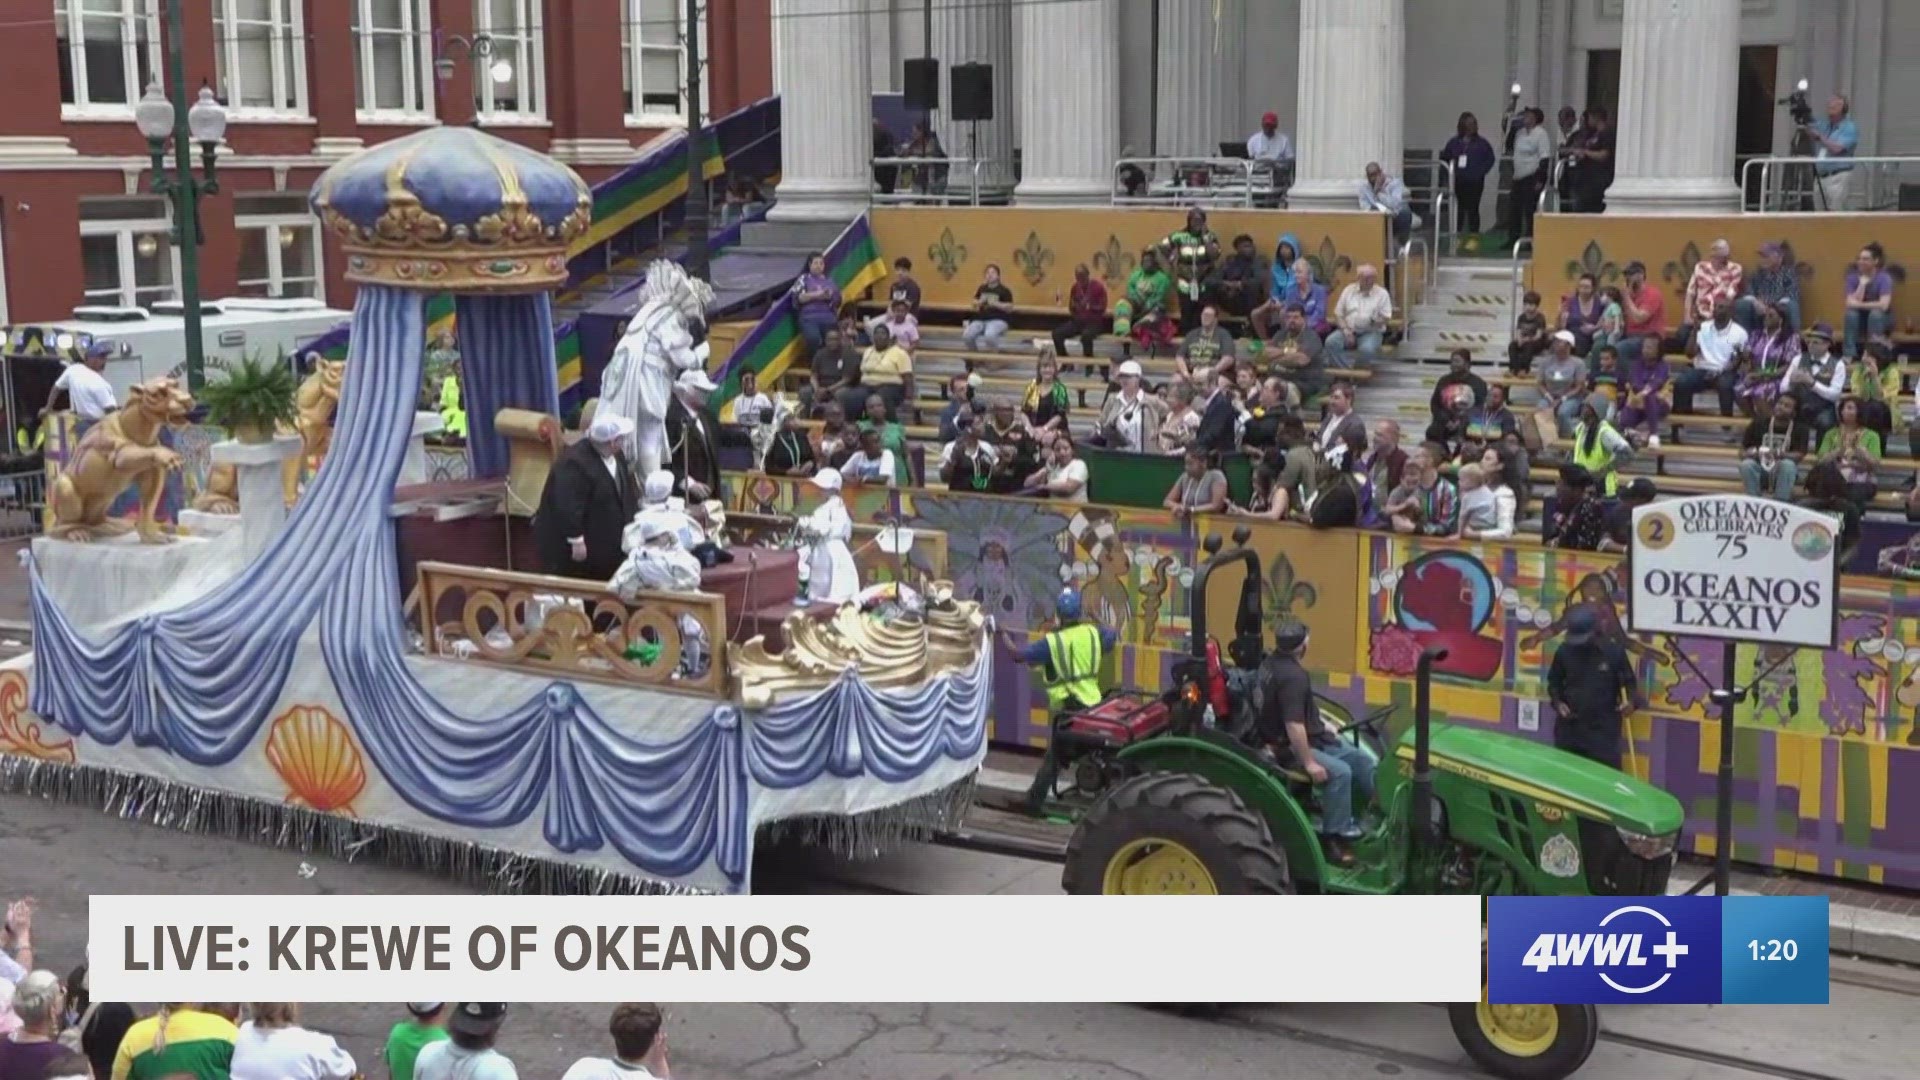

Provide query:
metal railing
left=870, top=156, right=984, bottom=206
left=1537, top=156, right=1570, bottom=214
left=1509, top=236, right=1534, bottom=335
left=1111, top=157, right=1289, bottom=208
left=1398, top=158, right=1454, bottom=258
left=1740, top=155, right=1920, bottom=213
left=1396, top=236, right=1431, bottom=316
left=0, top=467, right=45, bottom=541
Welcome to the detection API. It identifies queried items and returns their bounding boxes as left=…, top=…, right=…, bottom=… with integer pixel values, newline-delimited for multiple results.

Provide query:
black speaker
left=950, top=63, right=993, bottom=122
left=903, top=57, right=939, bottom=112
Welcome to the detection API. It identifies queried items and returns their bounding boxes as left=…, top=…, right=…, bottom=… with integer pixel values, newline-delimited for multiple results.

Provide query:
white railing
left=1509, top=236, right=1534, bottom=334
left=1400, top=158, right=1455, bottom=259
left=1111, top=157, right=1283, bottom=208
left=1537, top=156, right=1570, bottom=214
left=1740, top=155, right=1920, bottom=213
left=871, top=156, right=984, bottom=206
left=1396, top=235, right=1430, bottom=316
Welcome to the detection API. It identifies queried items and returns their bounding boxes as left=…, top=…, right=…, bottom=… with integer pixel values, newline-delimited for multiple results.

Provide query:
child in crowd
left=1454, top=462, right=1499, bottom=538
left=1508, top=291, right=1548, bottom=374
left=1589, top=346, right=1623, bottom=415
left=1594, top=286, right=1625, bottom=356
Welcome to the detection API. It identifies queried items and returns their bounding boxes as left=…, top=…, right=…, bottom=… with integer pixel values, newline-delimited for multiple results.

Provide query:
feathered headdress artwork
left=639, top=259, right=717, bottom=322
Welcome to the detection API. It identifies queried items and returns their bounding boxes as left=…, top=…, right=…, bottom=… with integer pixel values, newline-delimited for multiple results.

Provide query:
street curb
left=975, top=770, right=1920, bottom=968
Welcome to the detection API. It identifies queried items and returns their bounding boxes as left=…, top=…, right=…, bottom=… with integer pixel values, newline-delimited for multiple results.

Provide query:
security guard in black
left=1545, top=604, right=1644, bottom=769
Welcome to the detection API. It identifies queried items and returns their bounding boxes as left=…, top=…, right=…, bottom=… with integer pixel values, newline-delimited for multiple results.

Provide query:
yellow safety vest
left=15, top=424, right=42, bottom=453
left=438, top=374, right=467, bottom=438
left=1572, top=421, right=1621, bottom=498
left=1043, top=623, right=1104, bottom=712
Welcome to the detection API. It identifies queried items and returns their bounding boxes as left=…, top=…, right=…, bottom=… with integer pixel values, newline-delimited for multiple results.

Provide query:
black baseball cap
left=449, top=1002, right=509, bottom=1037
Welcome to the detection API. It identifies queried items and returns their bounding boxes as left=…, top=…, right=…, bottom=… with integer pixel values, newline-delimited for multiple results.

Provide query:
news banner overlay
left=1629, top=495, right=1839, bottom=650
left=1719, top=896, right=1828, bottom=1005
left=1489, top=896, right=1832, bottom=1005
left=90, top=894, right=1482, bottom=1003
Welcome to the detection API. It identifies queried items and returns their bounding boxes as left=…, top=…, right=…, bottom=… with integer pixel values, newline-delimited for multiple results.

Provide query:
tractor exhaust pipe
left=1410, top=647, right=1449, bottom=863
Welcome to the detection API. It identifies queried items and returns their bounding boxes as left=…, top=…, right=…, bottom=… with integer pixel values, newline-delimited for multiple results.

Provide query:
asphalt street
left=2, top=791, right=1914, bottom=1080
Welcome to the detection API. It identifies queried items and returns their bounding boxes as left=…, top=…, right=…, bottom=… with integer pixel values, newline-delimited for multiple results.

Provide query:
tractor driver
left=1255, top=620, right=1375, bottom=866
left=1000, top=586, right=1119, bottom=812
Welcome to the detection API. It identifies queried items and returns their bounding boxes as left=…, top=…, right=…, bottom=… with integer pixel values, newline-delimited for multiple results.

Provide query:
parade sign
left=1629, top=494, right=1838, bottom=650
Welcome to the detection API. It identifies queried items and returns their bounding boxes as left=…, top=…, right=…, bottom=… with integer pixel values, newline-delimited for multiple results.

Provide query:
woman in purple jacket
left=1558, top=273, right=1607, bottom=357
left=1440, top=112, right=1497, bottom=241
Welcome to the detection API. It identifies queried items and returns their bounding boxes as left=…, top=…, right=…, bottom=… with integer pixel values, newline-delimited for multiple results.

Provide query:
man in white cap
left=534, top=414, right=642, bottom=581
left=665, top=368, right=723, bottom=503
left=1097, top=359, right=1167, bottom=453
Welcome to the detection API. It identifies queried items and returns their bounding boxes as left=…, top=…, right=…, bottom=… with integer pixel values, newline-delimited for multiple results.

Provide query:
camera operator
left=1801, top=93, right=1858, bottom=212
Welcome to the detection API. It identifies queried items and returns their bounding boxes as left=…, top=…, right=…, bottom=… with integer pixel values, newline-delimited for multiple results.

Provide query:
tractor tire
left=1062, top=772, right=1292, bottom=895
left=1447, top=1000, right=1598, bottom=1080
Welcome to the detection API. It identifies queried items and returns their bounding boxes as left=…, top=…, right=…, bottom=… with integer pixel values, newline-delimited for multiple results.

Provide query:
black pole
left=1709, top=639, right=1742, bottom=896
left=921, top=0, right=933, bottom=130
left=163, top=0, right=206, bottom=392
left=683, top=0, right=711, bottom=280
left=1409, top=646, right=1450, bottom=870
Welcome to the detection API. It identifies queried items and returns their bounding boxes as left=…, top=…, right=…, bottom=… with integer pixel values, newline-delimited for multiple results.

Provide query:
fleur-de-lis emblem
left=1564, top=239, right=1620, bottom=283
left=1092, top=234, right=1135, bottom=286
left=1662, top=240, right=1703, bottom=287
left=1265, top=553, right=1318, bottom=620
left=1012, top=231, right=1055, bottom=287
left=927, top=227, right=968, bottom=281
left=1307, top=236, right=1352, bottom=289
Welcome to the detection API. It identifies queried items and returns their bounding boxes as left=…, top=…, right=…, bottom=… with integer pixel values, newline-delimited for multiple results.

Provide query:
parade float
left=0, top=127, right=990, bottom=895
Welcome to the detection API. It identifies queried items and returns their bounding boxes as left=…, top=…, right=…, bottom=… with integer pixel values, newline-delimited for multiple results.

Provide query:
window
left=79, top=197, right=178, bottom=308
left=55, top=0, right=163, bottom=113
left=213, top=0, right=306, bottom=115
left=474, top=0, right=544, bottom=121
left=351, top=0, right=434, bottom=119
left=622, top=0, right=688, bottom=122
left=235, top=193, right=323, bottom=300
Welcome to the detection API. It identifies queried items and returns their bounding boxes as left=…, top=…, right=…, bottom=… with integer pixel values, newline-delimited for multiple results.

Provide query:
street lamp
left=134, top=79, right=225, bottom=392
left=434, top=33, right=515, bottom=116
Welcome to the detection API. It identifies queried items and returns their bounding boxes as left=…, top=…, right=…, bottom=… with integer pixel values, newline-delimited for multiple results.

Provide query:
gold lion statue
left=192, top=359, right=344, bottom=513
left=49, top=377, right=194, bottom=544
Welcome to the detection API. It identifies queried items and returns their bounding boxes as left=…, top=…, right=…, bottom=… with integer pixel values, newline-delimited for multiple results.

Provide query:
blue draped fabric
left=454, top=293, right=561, bottom=479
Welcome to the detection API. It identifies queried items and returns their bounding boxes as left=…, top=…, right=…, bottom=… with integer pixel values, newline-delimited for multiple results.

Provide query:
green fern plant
left=198, top=348, right=299, bottom=441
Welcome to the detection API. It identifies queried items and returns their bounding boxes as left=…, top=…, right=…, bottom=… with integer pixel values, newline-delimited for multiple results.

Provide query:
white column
left=212, top=435, right=303, bottom=562
left=1014, top=0, right=1119, bottom=205
left=768, top=0, right=873, bottom=223
left=1288, top=0, right=1405, bottom=212
left=1152, top=0, right=1247, bottom=159
left=1604, top=0, right=1741, bottom=214
left=931, top=0, right=1015, bottom=196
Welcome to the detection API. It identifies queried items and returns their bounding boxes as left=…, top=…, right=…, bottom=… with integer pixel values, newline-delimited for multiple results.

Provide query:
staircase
left=1402, top=260, right=1519, bottom=367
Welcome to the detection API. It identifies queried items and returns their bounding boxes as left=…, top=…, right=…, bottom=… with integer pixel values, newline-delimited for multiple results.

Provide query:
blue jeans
left=1672, top=365, right=1738, bottom=416
left=1845, top=309, right=1892, bottom=357
left=1312, top=741, right=1377, bottom=837
left=1739, top=457, right=1797, bottom=500
left=1324, top=328, right=1383, bottom=368
left=1389, top=206, right=1413, bottom=241
left=1552, top=395, right=1584, bottom=438
left=1734, top=295, right=1798, bottom=333
left=798, top=310, right=837, bottom=352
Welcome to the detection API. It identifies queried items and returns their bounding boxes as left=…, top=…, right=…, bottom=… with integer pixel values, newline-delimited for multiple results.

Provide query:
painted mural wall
left=735, top=473, right=1920, bottom=891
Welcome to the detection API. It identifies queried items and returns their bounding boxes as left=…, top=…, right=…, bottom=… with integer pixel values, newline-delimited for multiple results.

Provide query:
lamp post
left=134, top=67, right=226, bottom=393
left=433, top=32, right=516, bottom=125
left=682, top=0, right=710, bottom=280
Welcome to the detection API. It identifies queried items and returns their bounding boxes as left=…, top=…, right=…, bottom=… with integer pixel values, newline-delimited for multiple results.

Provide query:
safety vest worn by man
left=1571, top=421, right=1621, bottom=498
left=1042, top=622, right=1105, bottom=712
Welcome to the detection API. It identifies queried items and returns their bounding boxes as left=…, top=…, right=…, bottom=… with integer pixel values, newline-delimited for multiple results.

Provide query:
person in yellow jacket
left=438, top=364, right=467, bottom=440
left=1000, top=587, right=1117, bottom=811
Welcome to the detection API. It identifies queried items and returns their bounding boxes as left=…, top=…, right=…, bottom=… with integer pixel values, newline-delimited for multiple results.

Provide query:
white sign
left=89, top=893, right=1483, bottom=1003
left=1628, top=494, right=1838, bottom=649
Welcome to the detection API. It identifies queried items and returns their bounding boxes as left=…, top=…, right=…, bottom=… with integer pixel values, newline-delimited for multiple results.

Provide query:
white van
left=47, top=296, right=351, bottom=401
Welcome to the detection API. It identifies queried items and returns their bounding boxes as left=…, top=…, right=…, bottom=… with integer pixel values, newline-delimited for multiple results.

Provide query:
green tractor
left=1059, top=531, right=1686, bottom=1080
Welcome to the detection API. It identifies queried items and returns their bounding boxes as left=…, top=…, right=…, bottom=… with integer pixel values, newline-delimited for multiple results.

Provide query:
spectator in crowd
left=1614, top=338, right=1671, bottom=445
left=1618, top=261, right=1668, bottom=362
left=231, top=1003, right=356, bottom=1080
left=1231, top=461, right=1292, bottom=521
left=839, top=426, right=898, bottom=488
left=1780, top=323, right=1848, bottom=437
left=1118, top=250, right=1176, bottom=357
left=1193, top=364, right=1242, bottom=456
left=1546, top=464, right=1608, bottom=550
left=1546, top=604, right=1643, bottom=768
left=1269, top=415, right=1320, bottom=505
left=1025, top=435, right=1089, bottom=503
left=1537, top=330, right=1589, bottom=437
left=1843, top=242, right=1895, bottom=358
left=1307, top=431, right=1375, bottom=528
left=982, top=397, right=1041, bottom=488
left=1160, top=208, right=1222, bottom=330
left=1098, top=360, right=1167, bottom=453
left=563, top=1003, right=669, bottom=1080
left=1052, top=264, right=1108, bottom=359
left=1430, top=348, right=1487, bottom=422
left=857, top=393, right=911, bottom=486
left=1682, top=240, right=1745, bottom=344
left=961, top=264, right=1016, bottom=352
left=731, top=368, right=774, bottom=431
left=1261, top=303, right=1325, bottom=399
left=1817, top=396, right=1882, bottom=508
left=1453, top=462, right=1501, bottom=538
left=1175, top=304, right=1238, bottom=384
left=1315, top=381, right=1367, bottom=462
left=802, top=325, right=860, bottom=417
left=0, top=969, right=63, bottom=1079
left=872, top=119, right=898, bottom=194
left=1382, top=445, right=1458, bottom=536
left=414, top=1004, right=516, bottom=1080
left=763, top=407, right=818, bottom=477
left=1555, top=105, right=1582, bottom=146
left=0, top=898, right=32, bottom=980
left=1737, top=301, right=1802, bottom=415
left=1804, top=94, right=1859, bottom=211
left=1208, top=234, right=1268, bottom=321
left=1249, top=234, right=1303, bottom=338
left=1238, top=377, right=1292, bottom=453
left=814, top=401, right=855, bottom=469
left=1158, top=381, right=1202, bottom=453
left=1674, top=300, right=1749, bottom=417
left=61, top=966, right=132, bottom=1080
left=936, top=372, right=977, bottom=442
left=1600, top=477, right=1659, bottom=554
left=1851, top=340, right=1900, bottom=445
left=1508, top=107, right=1552, bottom=239
left=903, top=121, right=948, bottom=200
left=1803, top=459, right=1864, bottom=564
left=1465, top=383, right=1519, bottom=447
left=876, top=298, right=921, bottom=352
left=1164, top=446, right=1228, bottom=519
left=1509, top=290, right=1549, bottom=374
left=35, top=1050, right=90, bottom=1080
left=1737, top=241, right=1800, bottom=331
left=1325, top=264, right=1391, bottom=368
left=1462, top=446, right=1519, bottom=540
left=859, top=323, right=914, bottom=421
left=1564, top=106, right=1615, bottom=213
left=791, top=253, right=839, bottom=354
left=1739, top=391, right=1809, bottom=501
left=1358, top=162, right=1417, bottom=241
left=885, top=256, right=921, bottom=316
left=1426, top=386, right=1474, bottom=463
left=1570, top=395, right=1633, bottom=499
left=112, top=1003, right=238, bottom=1080
left=1441, top=112, right=1497, bottom=241
left=1589, top=286, right=1627, bottom=358
left=835, top=309, right=867, bottom=349
left=1023, top=345, right=1073, bottom=437
left=939, top=412, right=998, bottom=492
left=1558, top=273, right=1606, bottom=357
left=1248, top=111, right=1294, bottom=167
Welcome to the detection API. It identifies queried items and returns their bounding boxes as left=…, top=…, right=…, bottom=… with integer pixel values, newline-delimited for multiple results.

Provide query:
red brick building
left=0, top=0, right=772, bottom=322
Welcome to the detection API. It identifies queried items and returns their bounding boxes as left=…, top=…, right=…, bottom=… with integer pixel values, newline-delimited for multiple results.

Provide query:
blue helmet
left=1057, top=587, right=1083, bottom=621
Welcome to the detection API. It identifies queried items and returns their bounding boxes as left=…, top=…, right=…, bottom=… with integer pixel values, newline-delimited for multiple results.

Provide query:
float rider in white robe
left=609, top=514, right=711, bottom=679
left=626, top=469, right=703, bottom=551
left=596, top=260, right=717, bottom=478
left=797, top=468, right=859, bottom=605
